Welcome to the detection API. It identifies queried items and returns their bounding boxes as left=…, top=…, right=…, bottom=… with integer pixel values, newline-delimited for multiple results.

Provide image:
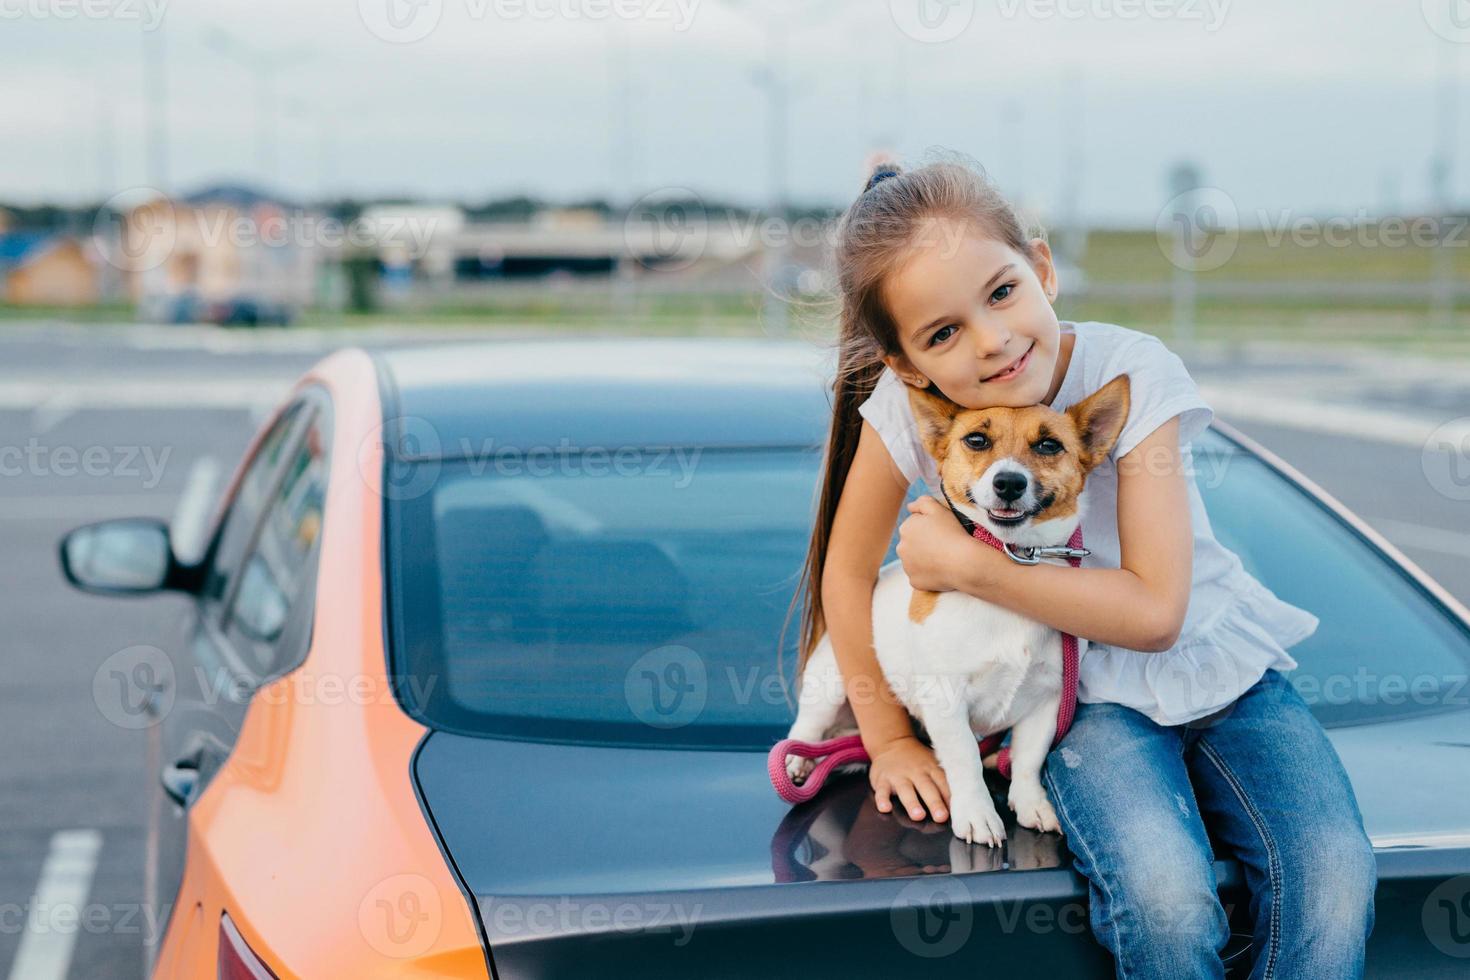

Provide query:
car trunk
left=412, top=731, right=1250, bottom=978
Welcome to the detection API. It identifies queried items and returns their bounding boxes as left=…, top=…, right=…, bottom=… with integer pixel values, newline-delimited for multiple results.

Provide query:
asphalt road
left=0, top=323, right=1465, bottom=979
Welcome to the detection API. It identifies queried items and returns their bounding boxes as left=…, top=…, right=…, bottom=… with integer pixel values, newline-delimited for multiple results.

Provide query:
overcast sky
left=1, top=0, right=1464, bottom=225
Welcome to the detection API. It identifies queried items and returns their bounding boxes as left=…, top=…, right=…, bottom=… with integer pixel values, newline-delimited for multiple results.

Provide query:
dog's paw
left=949, top=791, right=1006, bottom=847
left=785, top=754, right=815, bottom=784
left=1007, top=781, right=1062, bottom=835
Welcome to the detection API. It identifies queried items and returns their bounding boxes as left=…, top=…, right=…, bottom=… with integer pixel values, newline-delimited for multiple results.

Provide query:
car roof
left=374, top=337, right=839, bottom=460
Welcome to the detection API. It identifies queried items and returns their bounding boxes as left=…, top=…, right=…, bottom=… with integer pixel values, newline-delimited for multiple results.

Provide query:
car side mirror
left=58, top=518, right=193, bottom=596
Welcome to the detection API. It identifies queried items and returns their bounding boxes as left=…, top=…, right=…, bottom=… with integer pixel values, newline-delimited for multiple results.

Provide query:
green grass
left=1082, top=228, right=1470, bottom=283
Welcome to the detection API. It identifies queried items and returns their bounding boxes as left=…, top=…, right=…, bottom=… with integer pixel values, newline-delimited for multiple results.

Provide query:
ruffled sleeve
left=1106, top=335, right=1215, bottom=459
left=857, top=367, right=926, bottom=488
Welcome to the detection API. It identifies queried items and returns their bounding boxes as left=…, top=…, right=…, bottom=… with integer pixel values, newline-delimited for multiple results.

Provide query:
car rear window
left=384, top=433, right=1470, bottom=747
left=386, top=447, right=828, bottom=747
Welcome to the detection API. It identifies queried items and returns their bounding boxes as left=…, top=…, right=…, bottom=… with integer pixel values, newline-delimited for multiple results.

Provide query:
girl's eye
left=1034, top=438, right=1063, bottom=455
left=963, top=433, right=990, bottom=451
left=929, top=324, right=958, bottom=347
left=990, top=282, right=1015, bottom=304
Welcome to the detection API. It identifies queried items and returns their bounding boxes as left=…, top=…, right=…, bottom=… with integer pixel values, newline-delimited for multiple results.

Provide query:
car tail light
left=218, top=913, right=278, bottom=980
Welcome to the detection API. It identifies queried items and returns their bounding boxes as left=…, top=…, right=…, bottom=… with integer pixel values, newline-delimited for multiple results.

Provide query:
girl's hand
left=897, top=495, right=976, bottom=592
left=870, top=736, right=951, bottom=822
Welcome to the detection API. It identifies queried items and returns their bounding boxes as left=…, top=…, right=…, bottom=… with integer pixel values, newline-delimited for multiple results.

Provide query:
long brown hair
left=777, top=152, right=1046, bottom=707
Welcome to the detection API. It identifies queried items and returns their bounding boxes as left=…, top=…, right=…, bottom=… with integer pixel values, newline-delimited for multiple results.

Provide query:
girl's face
left=880, top=216, right=1065, bottom=410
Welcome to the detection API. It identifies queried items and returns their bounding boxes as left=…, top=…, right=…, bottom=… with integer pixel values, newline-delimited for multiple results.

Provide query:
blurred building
left=0, top=232, right=100, bottom=306
left=112, top=184, right=322, bottom=325
left=357, top=203, right=761, bottom=293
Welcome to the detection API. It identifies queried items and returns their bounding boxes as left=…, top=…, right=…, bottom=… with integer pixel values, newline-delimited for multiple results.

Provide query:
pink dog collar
left=769, top=522, right=1085, bottom=805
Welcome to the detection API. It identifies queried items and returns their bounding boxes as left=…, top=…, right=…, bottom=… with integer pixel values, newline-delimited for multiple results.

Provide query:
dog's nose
left=993, top=471, right=1028, bottom=503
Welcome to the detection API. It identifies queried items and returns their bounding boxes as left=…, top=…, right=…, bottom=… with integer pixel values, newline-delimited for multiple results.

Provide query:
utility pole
left=1167, top=162, right=1202, bottom=357
left=717, top=1, right=842, bottom=337
left=142, top=27, right=169, bottom=191
left=204, top=29, right=310, bottom=191
left=1431, top=36, right=1459, bottom=331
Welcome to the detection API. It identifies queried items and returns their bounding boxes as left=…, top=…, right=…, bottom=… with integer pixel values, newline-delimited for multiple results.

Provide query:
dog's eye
left=1033, top=438, right=1063, bottom=455
left=963, top=433, right=990, bottom=451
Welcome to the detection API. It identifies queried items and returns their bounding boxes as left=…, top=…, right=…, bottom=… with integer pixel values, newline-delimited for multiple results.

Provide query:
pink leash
left=768, top=522, right=1086, bottom=805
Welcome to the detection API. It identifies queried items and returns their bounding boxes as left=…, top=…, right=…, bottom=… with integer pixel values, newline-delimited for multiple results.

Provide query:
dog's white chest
left=870, top=561, right=1065, bottom=734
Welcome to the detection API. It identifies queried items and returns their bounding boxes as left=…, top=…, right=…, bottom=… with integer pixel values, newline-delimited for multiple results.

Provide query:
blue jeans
left=1042, top=668, right=1377, bottom=979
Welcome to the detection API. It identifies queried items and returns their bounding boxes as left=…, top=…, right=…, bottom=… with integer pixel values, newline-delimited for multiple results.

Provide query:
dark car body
left=62, top=339, right=1470, bottom=977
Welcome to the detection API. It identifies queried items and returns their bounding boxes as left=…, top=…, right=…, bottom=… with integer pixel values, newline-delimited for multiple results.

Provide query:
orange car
left=60, top=347, right=489, bottom=978
left=58, top=340, right=1470, bottom=978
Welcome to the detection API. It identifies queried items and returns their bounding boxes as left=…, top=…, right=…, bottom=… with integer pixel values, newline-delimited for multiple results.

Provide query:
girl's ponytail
left=778, top=151, right=1040, bottom=709
left=776, top=345, right=885, bottom=710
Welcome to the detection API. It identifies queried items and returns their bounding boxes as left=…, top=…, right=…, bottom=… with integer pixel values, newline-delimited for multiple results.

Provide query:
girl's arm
left=823, top=420, right=952, bottom=821
left=902, top=416, right=1194, bottom=652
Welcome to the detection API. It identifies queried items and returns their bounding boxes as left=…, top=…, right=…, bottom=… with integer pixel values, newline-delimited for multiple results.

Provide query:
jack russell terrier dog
left=784, top=373, right=1130, bottom=846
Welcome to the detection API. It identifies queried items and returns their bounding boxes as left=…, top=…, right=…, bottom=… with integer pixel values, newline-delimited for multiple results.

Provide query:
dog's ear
left=1065, top=373, right=1130, bottom=471
left=905, top=384, right=964, bottom=463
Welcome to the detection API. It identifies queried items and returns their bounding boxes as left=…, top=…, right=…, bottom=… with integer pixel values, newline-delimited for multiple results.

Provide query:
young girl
left=787, top=156, right=1377, bottom=978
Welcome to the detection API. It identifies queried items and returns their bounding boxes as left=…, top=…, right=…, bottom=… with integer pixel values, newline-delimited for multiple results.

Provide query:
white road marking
left=7, top=829, right=103, bottom=980
left=31, top=394, right=78, bottom=434
left=1198, top=383, right=1470, bottom=450
left=1370, top=518, right=1470, bottom=558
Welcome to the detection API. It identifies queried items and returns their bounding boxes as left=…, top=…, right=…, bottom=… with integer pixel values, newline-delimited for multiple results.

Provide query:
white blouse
left=857, top=319, right=1320, bottom=726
